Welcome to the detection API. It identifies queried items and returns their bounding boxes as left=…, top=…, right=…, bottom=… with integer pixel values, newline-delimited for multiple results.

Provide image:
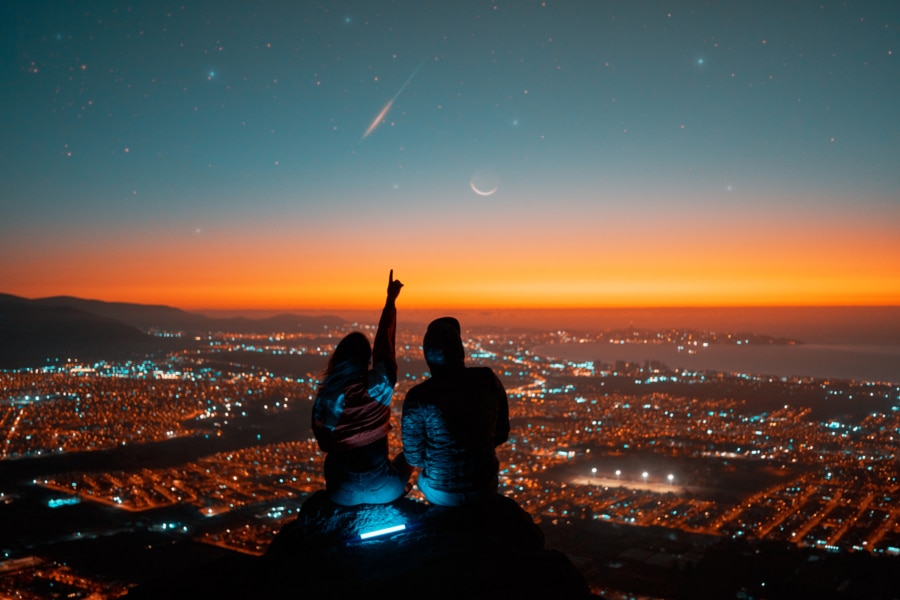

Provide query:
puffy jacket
left=401, top=366, right=509, bottom=493
left=312, top=301, right=397, bottom=453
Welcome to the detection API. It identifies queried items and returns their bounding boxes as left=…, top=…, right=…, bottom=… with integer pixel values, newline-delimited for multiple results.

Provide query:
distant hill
left=26, top=295, right=346, bottom=333
left=0, top=294, right=347, bottom=368
left=0, top=296, right=156, bottom=368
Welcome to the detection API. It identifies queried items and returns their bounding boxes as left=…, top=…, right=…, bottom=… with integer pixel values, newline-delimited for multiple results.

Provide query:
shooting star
left=361, top=60, right=426, bottom=142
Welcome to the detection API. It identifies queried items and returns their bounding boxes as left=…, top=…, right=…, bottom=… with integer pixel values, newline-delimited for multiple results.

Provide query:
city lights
left=1, top=319, right=899, bottom=598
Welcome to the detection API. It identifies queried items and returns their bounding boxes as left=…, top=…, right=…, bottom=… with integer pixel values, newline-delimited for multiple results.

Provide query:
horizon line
left=4, top=292, right=899, bottom=313
left=193, top=303, right=900, bottom=313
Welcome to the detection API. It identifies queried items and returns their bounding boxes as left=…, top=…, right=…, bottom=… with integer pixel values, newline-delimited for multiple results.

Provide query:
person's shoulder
left=467, top=365, right=498, bottom=376
left=465, top=366, right=502, bottom=383
left=404, top=378, right=435, bottom=400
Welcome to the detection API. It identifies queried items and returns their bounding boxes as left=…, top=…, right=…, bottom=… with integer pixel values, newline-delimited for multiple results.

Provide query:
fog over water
left=210, top=306, right=900, bottom=344
left=532, top=341, right=900, bottom=385
left=203, top=306, right=900, bottom=384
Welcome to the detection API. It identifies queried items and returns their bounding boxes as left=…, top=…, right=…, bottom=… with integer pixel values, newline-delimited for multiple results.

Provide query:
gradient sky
left=2, top=1, right=898, bottom=311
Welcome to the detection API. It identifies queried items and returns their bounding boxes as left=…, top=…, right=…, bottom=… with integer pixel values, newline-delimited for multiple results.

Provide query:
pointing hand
left=387, top=269, right=403, bottom=301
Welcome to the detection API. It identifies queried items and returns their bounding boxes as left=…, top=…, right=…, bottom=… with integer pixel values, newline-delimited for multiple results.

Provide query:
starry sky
left=2, top=1, right=898, bottom=312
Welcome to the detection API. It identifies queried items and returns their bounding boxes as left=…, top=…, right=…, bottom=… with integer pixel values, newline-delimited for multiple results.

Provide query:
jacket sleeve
left=313, top=388, right=345, bottom=431
left=401, top=392, right=425, bottom=467
left=311, top=390, right=343, bottom=453
left=371, top=297, right=398, bottom=387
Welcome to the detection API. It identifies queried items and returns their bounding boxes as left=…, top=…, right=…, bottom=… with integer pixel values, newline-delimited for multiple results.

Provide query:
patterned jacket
left=312, top=302, right=397, bottom=453
left=401, top=365, right=509, bottom=493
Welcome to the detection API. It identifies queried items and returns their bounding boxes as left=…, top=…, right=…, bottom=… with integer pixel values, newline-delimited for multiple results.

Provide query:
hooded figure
left=401, top=317, right=510, bottom=506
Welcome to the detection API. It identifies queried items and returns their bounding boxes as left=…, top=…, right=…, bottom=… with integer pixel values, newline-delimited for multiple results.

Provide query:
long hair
left=318, top=331, right=371, bottom=397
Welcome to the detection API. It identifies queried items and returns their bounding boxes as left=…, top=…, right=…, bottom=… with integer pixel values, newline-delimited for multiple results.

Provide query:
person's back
left=311, top=270, right=411, bottom=505
left=401, top=317, right=509, bottom=506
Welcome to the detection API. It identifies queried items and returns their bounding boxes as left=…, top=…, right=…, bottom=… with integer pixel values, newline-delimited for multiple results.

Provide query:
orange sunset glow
left=4, top=195, right=898, bottom=312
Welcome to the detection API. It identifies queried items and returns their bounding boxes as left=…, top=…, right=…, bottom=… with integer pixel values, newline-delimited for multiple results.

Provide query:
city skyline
left=1, top=319, right=898, bottom=596
left=3, top=1, right=898, bottom=310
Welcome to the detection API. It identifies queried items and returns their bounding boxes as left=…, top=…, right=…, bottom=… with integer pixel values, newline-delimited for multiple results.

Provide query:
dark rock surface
left=127, top=491, right=598, bottom=599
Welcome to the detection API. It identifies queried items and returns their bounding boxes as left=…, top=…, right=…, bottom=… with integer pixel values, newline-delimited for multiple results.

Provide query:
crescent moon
left=469, top=179, right=498, bottom=196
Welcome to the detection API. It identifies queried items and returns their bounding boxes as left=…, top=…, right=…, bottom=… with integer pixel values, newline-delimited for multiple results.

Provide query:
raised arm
left=372, top=269, right=402, bottom=386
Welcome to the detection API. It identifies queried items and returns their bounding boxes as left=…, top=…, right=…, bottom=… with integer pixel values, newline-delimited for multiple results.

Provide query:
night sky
left=2, top=1, right=898, bottom=311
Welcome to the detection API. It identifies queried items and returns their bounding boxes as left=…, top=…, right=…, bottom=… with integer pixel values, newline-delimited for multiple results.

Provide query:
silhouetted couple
left=311, top=270, right=510, bottom=507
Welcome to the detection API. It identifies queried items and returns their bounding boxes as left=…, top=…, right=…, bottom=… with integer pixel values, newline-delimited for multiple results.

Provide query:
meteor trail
left=360, top=60, right=426, bottom=141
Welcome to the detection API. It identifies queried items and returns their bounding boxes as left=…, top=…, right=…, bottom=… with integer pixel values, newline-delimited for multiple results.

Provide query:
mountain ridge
left=18, top=294, right=346, bottom=333
left=0, top=293, right=347, bottom=368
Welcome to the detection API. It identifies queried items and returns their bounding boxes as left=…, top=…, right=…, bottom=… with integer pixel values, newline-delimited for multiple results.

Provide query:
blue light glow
left=359, top=524, right=406, bottom=540
left=47, top=496, right=81, bottom=508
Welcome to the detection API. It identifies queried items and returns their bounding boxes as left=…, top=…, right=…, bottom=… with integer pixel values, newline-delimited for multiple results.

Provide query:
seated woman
left=311, top=270, right=412, bottom=506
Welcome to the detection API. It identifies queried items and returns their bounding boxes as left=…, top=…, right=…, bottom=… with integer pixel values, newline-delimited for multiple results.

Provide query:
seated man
left=401, top=317, right=510, bottom=506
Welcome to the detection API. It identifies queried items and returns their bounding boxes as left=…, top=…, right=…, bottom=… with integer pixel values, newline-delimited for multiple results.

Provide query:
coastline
left=532, top=340, right=900, bottom=385
left=198, top=306, right=900, bottom=345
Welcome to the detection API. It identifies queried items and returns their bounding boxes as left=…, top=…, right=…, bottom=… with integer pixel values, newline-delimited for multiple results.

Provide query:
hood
left=423, top=316, right=465, bottom=374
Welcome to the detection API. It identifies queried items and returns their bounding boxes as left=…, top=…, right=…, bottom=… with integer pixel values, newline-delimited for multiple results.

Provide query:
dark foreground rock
left=127, top=491, right=597, bottom=599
